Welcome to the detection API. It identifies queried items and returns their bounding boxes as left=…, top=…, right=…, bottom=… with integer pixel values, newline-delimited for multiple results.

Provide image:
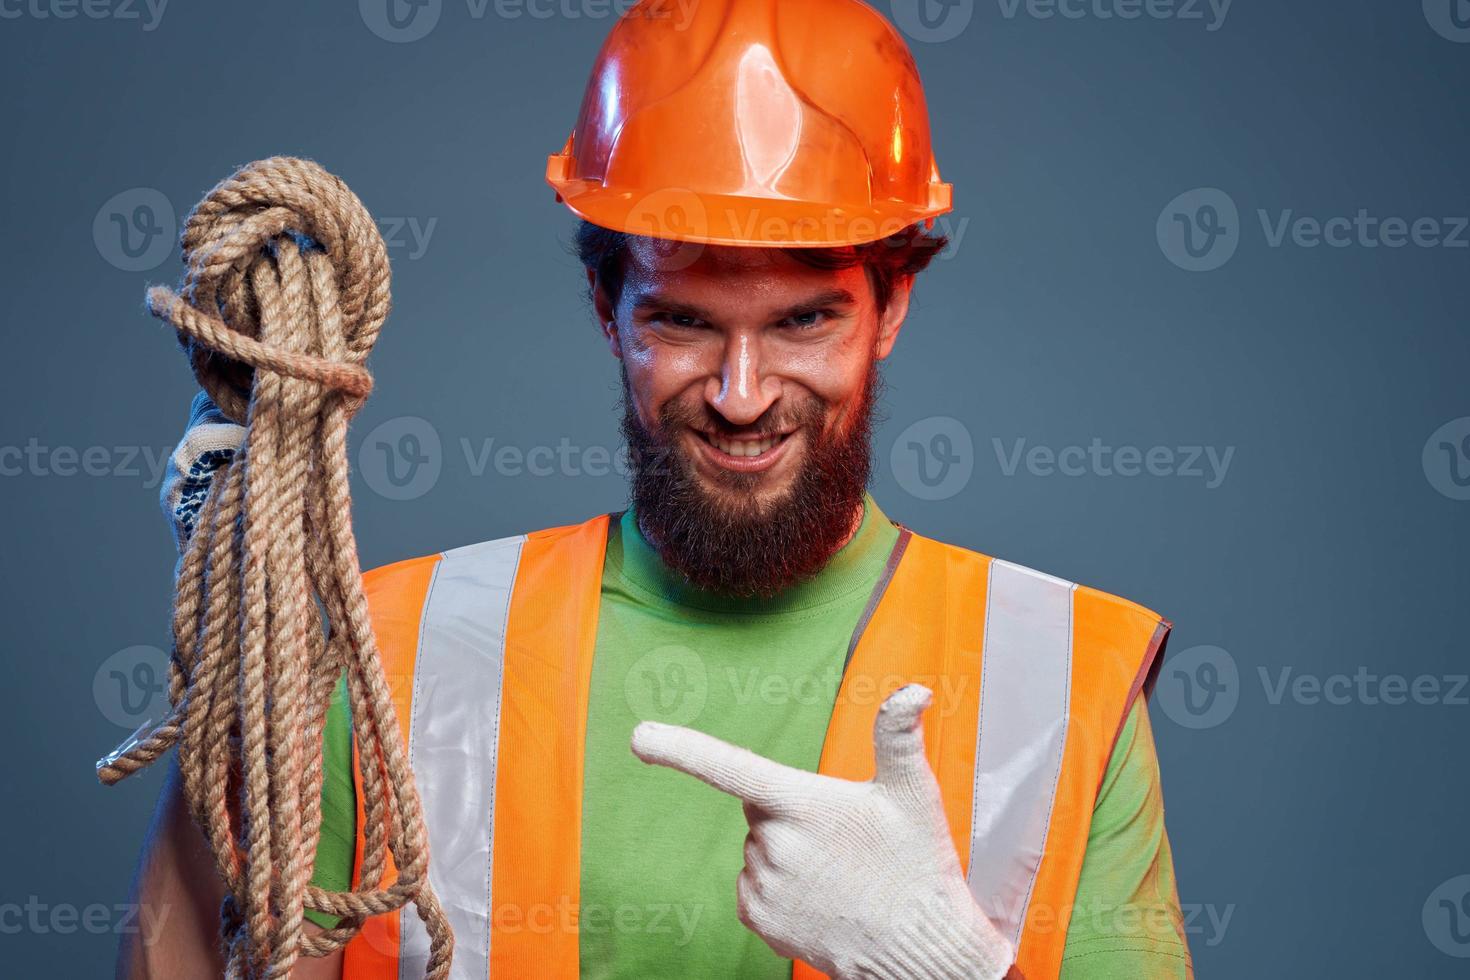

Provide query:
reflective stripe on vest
left=967, top=559, right=1074, bottom=950
left=399, top=534, right=525, bottom=979
left=344, top=515, right=1167, bottom=980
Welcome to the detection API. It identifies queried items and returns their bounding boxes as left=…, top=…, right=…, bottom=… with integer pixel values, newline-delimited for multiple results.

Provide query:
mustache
left=657, top=399, right=826, bottom=441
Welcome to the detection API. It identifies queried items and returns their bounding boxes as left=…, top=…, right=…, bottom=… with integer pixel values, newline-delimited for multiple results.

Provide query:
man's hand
left=631, top=684, right=1015, bottom=980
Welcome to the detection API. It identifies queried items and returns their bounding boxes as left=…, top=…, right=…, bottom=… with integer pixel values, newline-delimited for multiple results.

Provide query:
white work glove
left=631, top=684, right=1015, bottom=980
left=160, top=390, right=245, bottom=553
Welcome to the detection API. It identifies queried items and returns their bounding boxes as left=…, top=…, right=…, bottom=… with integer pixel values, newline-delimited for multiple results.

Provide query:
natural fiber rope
left=96, top=157, right=453, bottom=979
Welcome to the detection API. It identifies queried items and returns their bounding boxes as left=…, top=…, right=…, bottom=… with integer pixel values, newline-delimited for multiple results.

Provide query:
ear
left=589, top=268, right=622, bottom=359
left=874, top=275, right=912, bottom=361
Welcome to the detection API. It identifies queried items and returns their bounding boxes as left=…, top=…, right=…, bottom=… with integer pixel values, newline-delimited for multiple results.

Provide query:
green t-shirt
left=308, top=497, right=1192, bottom=977
left=303, top=674, right=357, bottom=931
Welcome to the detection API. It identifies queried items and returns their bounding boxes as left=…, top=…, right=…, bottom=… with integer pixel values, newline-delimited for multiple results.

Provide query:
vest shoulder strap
left=909, top=532, right=1171, bottom=772
left=346, top=514, right=609, bottom=980
left=938, top=535, right=1169, bottom=980
left=800, top=529, right=1168, bottom=980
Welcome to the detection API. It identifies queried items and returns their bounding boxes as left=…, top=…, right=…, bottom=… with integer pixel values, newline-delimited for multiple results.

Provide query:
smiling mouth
left=694, top=429, right=793, bottom=459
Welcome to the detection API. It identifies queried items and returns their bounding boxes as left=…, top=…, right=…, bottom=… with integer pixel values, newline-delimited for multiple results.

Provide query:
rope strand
left=96, top=156, right=454, bottom=979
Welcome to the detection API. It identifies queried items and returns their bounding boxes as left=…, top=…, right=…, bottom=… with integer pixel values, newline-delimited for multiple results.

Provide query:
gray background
left=2, top=0, right=1467, bottom=975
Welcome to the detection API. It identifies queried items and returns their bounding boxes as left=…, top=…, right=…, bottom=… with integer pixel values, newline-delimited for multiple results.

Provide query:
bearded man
left=122, top=0, right=1192, bottom=977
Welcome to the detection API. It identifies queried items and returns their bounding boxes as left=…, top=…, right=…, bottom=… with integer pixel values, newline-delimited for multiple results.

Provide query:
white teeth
left=710, top=434, right=780, bottom=457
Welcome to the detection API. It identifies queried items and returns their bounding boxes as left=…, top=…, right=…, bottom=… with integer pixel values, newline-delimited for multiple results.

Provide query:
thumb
left=872, top=684, right=940, bottom=800
left=631, top=721, right=810, bottom=811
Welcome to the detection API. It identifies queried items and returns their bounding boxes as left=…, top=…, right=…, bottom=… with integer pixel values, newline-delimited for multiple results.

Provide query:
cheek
left=620, top=330, right=709, bottom=420
left=779, top=333, right=873, bottom=417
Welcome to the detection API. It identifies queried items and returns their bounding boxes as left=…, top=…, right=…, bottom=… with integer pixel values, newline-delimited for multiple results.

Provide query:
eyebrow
left=630, top=287, right=859, bottom=322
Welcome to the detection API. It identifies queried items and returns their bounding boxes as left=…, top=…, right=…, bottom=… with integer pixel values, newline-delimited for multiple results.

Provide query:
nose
left=703, top=331, right=781, bottom=426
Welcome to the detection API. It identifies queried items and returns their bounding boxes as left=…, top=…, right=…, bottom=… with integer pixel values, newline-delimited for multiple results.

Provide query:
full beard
left=620, top=364, right=882, bottom=599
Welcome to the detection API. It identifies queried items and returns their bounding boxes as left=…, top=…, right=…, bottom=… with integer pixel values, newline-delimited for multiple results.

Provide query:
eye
left=782, top=309, right=830, bottom=330
left=649, top=312, right=703, bottom=329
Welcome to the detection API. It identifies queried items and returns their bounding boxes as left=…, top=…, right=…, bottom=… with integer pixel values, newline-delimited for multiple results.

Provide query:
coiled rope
left=96, top=157, right=453, bottom=978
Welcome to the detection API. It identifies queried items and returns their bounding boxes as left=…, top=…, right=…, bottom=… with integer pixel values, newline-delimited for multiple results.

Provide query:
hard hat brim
left=549, top=177, right=953, bottom=249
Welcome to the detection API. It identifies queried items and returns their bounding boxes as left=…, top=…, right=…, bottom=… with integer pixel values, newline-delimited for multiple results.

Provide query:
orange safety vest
left=342, top=514, right=1169, bottom=980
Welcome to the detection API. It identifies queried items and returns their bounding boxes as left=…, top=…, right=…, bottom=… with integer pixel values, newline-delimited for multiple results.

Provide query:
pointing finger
left=631, top=720, right=811, bottom=810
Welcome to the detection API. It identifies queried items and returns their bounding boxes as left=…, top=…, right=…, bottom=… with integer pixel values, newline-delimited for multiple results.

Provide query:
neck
left=832, top=498, right=866, bottom=552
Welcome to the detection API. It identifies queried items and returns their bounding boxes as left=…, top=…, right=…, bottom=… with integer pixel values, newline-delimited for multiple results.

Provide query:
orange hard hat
left=545, top=0, right=953, bottom=248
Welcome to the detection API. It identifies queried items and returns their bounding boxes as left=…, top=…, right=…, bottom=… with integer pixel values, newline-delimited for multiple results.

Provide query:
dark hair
left=574, top=219, right=949, bottom=314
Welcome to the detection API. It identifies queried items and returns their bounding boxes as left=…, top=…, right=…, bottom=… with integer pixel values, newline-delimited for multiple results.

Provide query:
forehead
left=619, top=237, right=870, bottom=312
